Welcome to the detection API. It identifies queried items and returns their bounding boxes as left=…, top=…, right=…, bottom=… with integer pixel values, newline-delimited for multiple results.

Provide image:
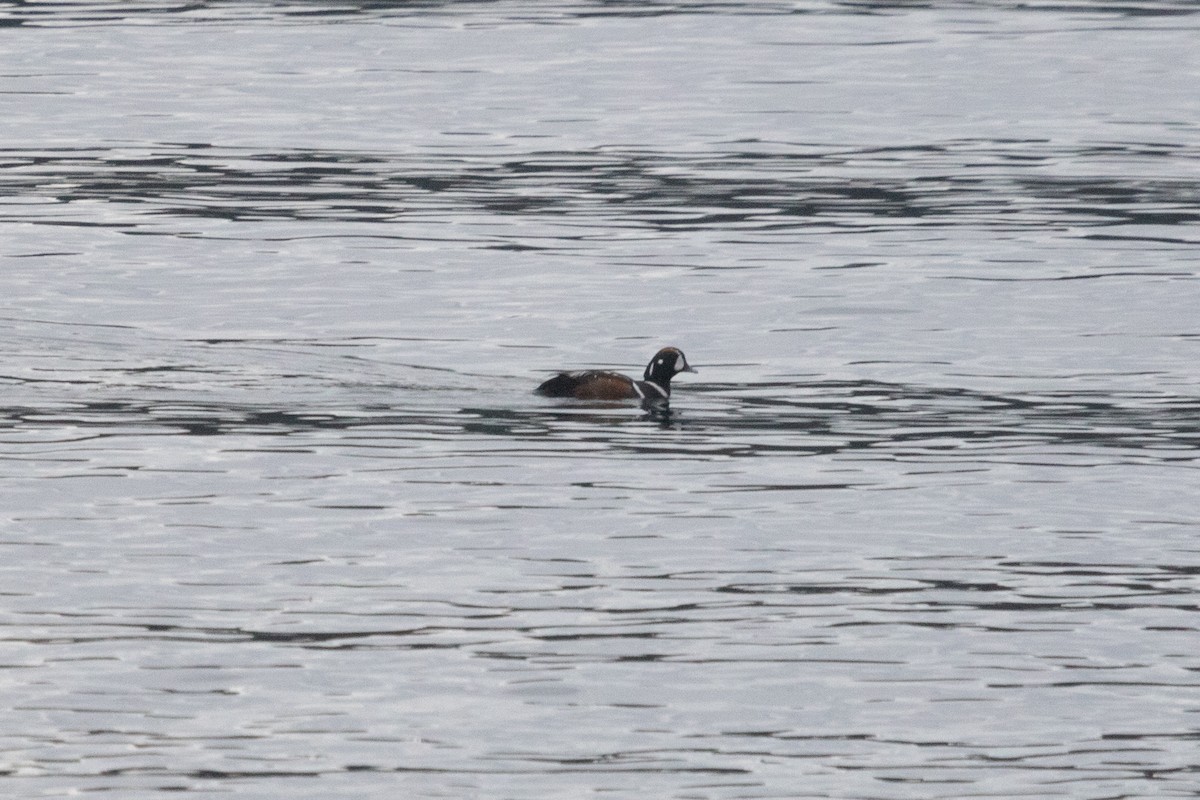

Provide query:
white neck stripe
left=642, top=381, right=668, bottom=398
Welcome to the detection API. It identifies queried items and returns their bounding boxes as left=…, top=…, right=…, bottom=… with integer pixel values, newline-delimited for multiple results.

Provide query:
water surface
left=2, top=1, right=1199, bottom=798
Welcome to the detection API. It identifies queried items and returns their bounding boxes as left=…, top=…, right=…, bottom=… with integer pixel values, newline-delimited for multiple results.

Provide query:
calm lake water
left=3, top=1, right=1199, bottom=798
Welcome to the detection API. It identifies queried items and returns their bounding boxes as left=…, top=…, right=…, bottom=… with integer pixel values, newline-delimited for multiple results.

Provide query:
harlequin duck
left=536, top=347, right=696, bottom=403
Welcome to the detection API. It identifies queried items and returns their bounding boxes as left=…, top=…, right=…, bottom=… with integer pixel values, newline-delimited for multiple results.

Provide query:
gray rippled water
left=2, top=1, right=1199, bottom=798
